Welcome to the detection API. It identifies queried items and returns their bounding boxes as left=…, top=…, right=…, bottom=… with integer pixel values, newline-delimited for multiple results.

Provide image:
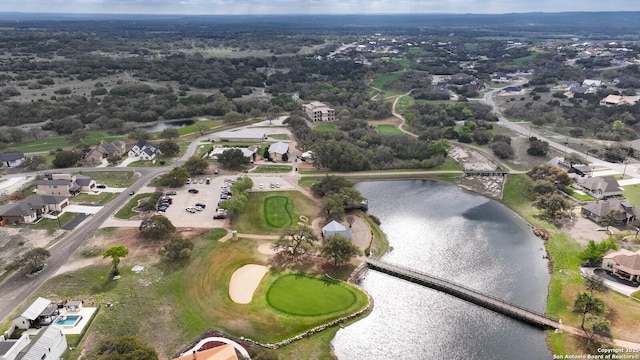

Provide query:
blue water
left=332, top=180, right=551, bottom=360
left=142, top=120, right=195, bottom=132
left=55, top=315, right=81, bottom=326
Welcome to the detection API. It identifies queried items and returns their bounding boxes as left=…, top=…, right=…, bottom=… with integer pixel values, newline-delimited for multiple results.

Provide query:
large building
left=302, top=101, right=335, bottom=122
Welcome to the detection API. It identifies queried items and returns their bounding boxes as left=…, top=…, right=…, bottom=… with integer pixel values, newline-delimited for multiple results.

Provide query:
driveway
left=581, top=267, right=640, bottom=296
left=62, top=204, right=104, bottom=215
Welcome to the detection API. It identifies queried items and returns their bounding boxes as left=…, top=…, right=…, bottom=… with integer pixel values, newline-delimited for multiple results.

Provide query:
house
left=0, top=195, right=68, bottom=225
left=602, top=249, right=640, bottom=283
left=267, top=142, right=289, bottom=162
left=127, top=140, right=160, bottom=160
left=599, top=94, right=640, bottom=106
left=0, top=333, right=30, bottom=360
left=210, top=147, right=257, bottom=162
left=215, top=131, right=266, bottom=143
left=500, top=86, right=522, bottom=95
left=302, top=102, right=335, bottom=122
left=322, top=220, right=352, bottom=239
left=582, top=79, right=602, bottom=87
left=82, top=140, right=126, bottom=164
left=35, top=173, right=94, bottom=196
left=64, top=301, right=82, bottom=312
left=173, top=344, right=238, bottom=360
left=547, top=157, right=591, bottom=177
left=576, top=175, right=622, bottom=198
left=0, top=152, right=25, bottom=168
left=491, top=73, right=514, bottom=82
left=12, top=298, right=57, bottom=330
left=14, top=325, right=67, bottom=360
left=581, top=198, right=640, bottom=225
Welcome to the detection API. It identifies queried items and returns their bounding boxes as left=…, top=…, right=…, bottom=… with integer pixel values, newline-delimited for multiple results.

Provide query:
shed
left=322, top=220, right=352, bottom=239
left=64, top=301, right=83, bottom=312
left=12, top=298, right=52, bottom=330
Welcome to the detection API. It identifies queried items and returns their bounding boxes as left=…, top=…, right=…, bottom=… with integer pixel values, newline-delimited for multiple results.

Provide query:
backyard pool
left=54, top=315, right=82, bottom=327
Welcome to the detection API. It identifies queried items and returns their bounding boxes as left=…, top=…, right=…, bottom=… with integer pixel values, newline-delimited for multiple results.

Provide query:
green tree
left=565, top=152, right=588, bottom=167
left=219, top=192, right=248, bottom=221
left=21, top=248, right=50, bottom=273
left=535, top=193, right=570, bottom=219
left=321, top=234, right=362, bottom=265
left=159, top=236, right=194, bottom=262
left=585, top=316, right=612, bottom=345
left=573, top=291, right=606, bottom=330
left=490, top=141, right=514, bottom=159
left=107, top=154, right=122, bottom=166
left=184, top=156, right=209, bottom=175
left=218, top=148, right=250, bottom=169
left=612, top=120, right=625, bottom=132
left=139, top=215, right=176, bottom=241
left=532, top=180, right=556, bottom=196
left=21, top=155, right=47, bottom=171
left=579, top=239, right=618, bottom=266
left=311, top=175, right=352, bottom=197
left=224, top=111, right=245, bottom=124
left=601, top=210, right=623, bottom=231
left=584, top=275, right=608, bottom=294
left=272, top=225, right=319, bottom=257
left=160, top=127, right=179, bottom=139
left=67, top=128, right=90, bottom=146
left=159, top=140, right=180, bottom=157
left=52, top=149, right=82, bottom=168
left=157, top=166, right=190, bottom=187
left=102, top=245, right=129, bottom=277
left=231, top=176, right=254, bottom=192
left=195, top=122, right=210, bottom=136
left=527, top=138, right=549, bottom=156
left=95, top=336, right=158, bottom=360
left=321, top=193, right=345, bottom=223
left=128, top=128, right=149, bottom=141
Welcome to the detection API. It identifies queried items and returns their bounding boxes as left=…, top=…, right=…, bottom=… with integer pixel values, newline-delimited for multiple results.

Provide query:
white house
left=15, top=325, right=67, bottom=360
left=582, top=79, right=602, bottom=87
left=127, top=140, right=160, bottom=160
left=0, top=152, right=25, bottom=168
left=0, top=332, right=30, bottom=360
left=322, top=220, right=352, bottom=239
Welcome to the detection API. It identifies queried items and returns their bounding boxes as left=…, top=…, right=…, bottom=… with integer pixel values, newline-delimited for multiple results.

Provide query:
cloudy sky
left=2, top=0, right=640, bottom=15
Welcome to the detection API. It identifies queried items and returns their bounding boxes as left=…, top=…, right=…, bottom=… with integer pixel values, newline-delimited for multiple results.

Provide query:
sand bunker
left=257, top=242, right=278, bottom=255
left=229, top=264, right=269, bottom=304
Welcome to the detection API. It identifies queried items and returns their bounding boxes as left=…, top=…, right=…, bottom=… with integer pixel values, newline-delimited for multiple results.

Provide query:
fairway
left=264, top=196, right=293, bottom=228
left=376, top=124, right=403, bottom=135
left=266, top=274, right=357, bottom=316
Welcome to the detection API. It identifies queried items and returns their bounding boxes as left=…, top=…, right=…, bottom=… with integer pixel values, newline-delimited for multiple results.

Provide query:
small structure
left=581, top=198, right=640, bottom=225
left=500, top=86, right=523, bottom=95
left=600, top=94, right=640, bottom=106
left=15, top=325, right=67, bottom=360
left=322, top=220, right=352, bottom=239
left=267, top=142, right=290, bottom=162
left=582, top=79, right=602, bottom=87
left=0, top=152, right=25, bottom=168
left=82, top=140, right=126, bottom=164
left=576, top=175, right=622, bottom=198
left=216, top=130, right=267, bottom=142
left=12, top=298, right=57, bottom=330
left=127, top=140, right=160, bottom=160
left=0, top=195, right=68, bottom=225
left=0, top=332, right=29, bottom=360
left=173, top=344, right=239, bottom=360
left=602, top=249, right=640, bottom=283
left=302, top=101, right=335, bottom=122
left=64, top=301, right=83, bottom=313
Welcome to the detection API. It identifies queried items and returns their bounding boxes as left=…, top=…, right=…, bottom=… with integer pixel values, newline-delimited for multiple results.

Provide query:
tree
left=184, top=156, right=209, bottom=175
left=527, top=138, right=549, bottom=156
left=67, top=128, right=90, bottom=147
left=579, top=239, right=618, bottom=266
left=95, top=336, right=158, bottom=360
left=535, top=193, right=570, bottom=219
left=584, top=274, right=607, bottom=294
left=573, top=291, right=606, bottom=330
left=585, top=316, right=612, bottom=345
left=272, top=225, right=319, bottom=257
left=601, top=210, right=624, bottom=231
left=157, top=166, right=190, bottom=188
left=160, top=127, right=179, bottom=139
left=103, top=245, right=129, bottom=277
left=224, top=111, right=244, bottom=124
left=527, top=164, right=572, bottom=190
left=128, top=128, right=149, bottom=141
left=21, top=155, right=47, bottom=171
left=532, top=180, right=556, bottom=196
left=490, top=141, right=514, bottom=159
left=195, top=122, right=210, bottom=136
left=565, top=152, right=587, bottom=167
left=311, top=175, right=352, bottom=197
left=321, top=234, right=362, bottom=265
left=107, top=154, right=122, bottom=166
left=139, top=215, right=176, bottom=241
left=52, top=149, right=82, bottom=168
left=159, top=236, right=194, bottom=261
left=218, top=148, right=250, bottom=169
left=159, top=140, right=180, bottom=157
left=321, top=194, right=345, bottom=223
left=21, top=248, right=50, bottom=273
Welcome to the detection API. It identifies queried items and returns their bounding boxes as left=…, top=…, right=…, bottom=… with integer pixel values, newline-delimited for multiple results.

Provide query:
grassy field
left=252, top=165, right=292, bottom=174
left=29, top=212, right=76, bottom=230
left=78, top=171, right=136, bottom=188
left=314, top=123, right=338, bottom=132
left=233, top=191, right=319, bottom=235
left=266, top=274, right=357, bottom=316
left=114, top=193, right=153, bottom=219
left=376, top=124, right=404, bottom=135
left=72, top=191, right=119, bottom=205
left=269, top=134, right=290, bottom=141
left=8, top=132, right=126, bottom=154
left=371, top=71, right=404, bottom=90
left=623, top=184, right=640, bottom=207
left=263, top=196, right=293, bottom=228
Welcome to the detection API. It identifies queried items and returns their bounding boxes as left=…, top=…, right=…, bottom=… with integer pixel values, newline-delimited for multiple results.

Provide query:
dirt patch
left=558, top=207, right=611, bottom=246
left=449, top=144, right=506, bottom=199
left=228, top=264, right=269, bottom=304
left=0, top=227, right=64, bottom=275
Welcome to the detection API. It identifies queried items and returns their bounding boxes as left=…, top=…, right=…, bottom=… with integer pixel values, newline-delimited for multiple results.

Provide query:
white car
left=194, top=206, right=204, bottom=212
left=186, top=207, right=197, bottom=213
left=259, top=183, right=264, bottom=189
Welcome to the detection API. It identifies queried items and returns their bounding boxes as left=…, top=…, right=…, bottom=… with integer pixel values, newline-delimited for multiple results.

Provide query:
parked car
left=259, top=183, right=264, bottom=189
left=206, top=178, right=211, bottom=184
left=188, top=189, right=199, bottom=194
left=214, top=168, right=219, bottom=174
left=213, top=209, right=228, bottom=219
left=186, top=207, right=197, bottom=213
left=157, top=205, right=169, bottom=211
left=159, top=199, right=172, bottom=205
left=165, top=190, right=177, bottom=196
left=185, top=178, right=192, bottom=184
left=195, top=203, right=206, bottom=209
left=195, top=206, right=204, bottom=212
left=96, top=184, right=107, bottom=189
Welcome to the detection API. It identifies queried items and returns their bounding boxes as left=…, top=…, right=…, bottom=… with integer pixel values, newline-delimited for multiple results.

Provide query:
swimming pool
left=54, top=315, right=82, bottom=327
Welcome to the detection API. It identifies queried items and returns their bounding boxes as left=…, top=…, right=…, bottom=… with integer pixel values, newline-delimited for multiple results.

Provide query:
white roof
left=217, top=130, right=265, bottom=139
left=322, top=220, right=352, bottom=239
left=14, top=297, right=51, bottom=321
left=212, top=147, right=256, bottom=158
left=268, top=142, right=289, bottom=155
left=18, top=325, right=66, bottom=360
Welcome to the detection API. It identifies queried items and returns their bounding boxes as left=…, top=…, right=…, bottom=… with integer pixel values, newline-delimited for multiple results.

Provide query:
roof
left=173, top=344, right=238, bottom=360
left=322, top=220, right=352, bottom=239
left=34, top=179, right=70, bottom=186
left=582, top=198, right=639, bottom=218
left=0, top=151, right=25, bottom=162
left=74, top=174, right=93, bottom=186
left=501, top=86, right=522, bottom=92
left=268, top=142, right=289, bottom=155
left=604, top=249, right=640, bottom=275
left=578, top=175, right=621, bottom=194
left=13, top=297, right=51, bottom=321
left=0, top=340, right=21, bottom=356
left=16, top=325, right=65, bottom=360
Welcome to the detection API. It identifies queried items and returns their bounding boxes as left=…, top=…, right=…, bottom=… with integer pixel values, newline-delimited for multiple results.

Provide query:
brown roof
left=604, top=249, right=640, bottom=275
left=173, top=344, right=238, bottom=360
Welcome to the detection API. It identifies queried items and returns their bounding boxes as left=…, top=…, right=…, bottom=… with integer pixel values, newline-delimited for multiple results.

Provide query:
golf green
left=264, top=195, right=293, bottom=228
left=266, top=274, right=357, bottom=316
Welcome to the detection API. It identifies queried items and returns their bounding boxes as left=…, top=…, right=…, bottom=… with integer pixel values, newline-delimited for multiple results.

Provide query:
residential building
left=491, top=73, right=514, bottom=82
left=0, top=333, right=30, bottom=360
left=82, top=140, right=126, bottom=164
left=322, top=220, right=352, bottom=239
left=499, top=86, right=523, bottom=95
left=267, top=142, right=290, bottom=162
left=173, top=344, right=238, bottom=360
left=0, top=195, right=68, bottom=225
left=302, top=102, right=335, bottom=122
left=600, top=94, right=640, bottom=106
left=35, top=173, right=95, bottom=196
left=12, top=298, right=56, bottom=330
left=0, top=152, right=25, bottom=168
left=582, top=79, right=602, bottom=87
left=15, top=325, right=67, bottom=360
left=581, top=198, right=640, bottom=224
left=576, top=175, right=623, bottom=198
left=602, top=249, right=640, bottom=283
left=127, top=140, right=160, bottom=160
left=215, top=131, right=266, bottom=143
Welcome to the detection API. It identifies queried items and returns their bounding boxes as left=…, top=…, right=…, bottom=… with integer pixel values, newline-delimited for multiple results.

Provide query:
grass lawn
left=566, top=189, right=596, bottom=202
left=269, top=134, right=290, bottom=141
left=73, top=192, right=118, bottom=205
left=314, top=123, right=338, bottom=132
left=393, top=58, right=412, bottom=68
left=29, top=212, right=76, bottom=230
left=263, top=196, right=293, bottom=228
left=623, top=184, right=640, bottom=207
left=266, top=274, right=356, bottom=316
left=114, top=193, right=153, bottom=219
left=371, top=71, right=404, bottom=90
left=376, top=124, right=404, bottom=135
left=78, top=171, right=136, bottom=188
left=233, top=191, right=319, bottom=235
left=298, top=176, right=325, bottom=190
left=252, top=165, right=292, bottom=174
left=8, top=132, right=126, bottom=154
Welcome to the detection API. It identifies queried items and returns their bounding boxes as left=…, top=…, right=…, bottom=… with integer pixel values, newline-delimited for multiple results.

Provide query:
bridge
left=365, top=258, right=561, bottom=330
left=463, top=168, right=510, bottom=177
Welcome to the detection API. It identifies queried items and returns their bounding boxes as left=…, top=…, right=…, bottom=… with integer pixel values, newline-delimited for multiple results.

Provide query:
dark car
left=160, top=198, right=172, bottom=205
left=96, top=184, right=107, bottom=189
left=165, top=190, right=177, bottom=196
left=188, top=189, right=199, bottom=194
left=157, top=205, right=169, bottom=211
left=195, top=203, right=206, bottom=209
left=129, top=191, right=135, bottom=196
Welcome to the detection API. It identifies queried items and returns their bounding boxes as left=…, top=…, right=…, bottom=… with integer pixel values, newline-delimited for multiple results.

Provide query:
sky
left=3, top=0, right=640, bottom=15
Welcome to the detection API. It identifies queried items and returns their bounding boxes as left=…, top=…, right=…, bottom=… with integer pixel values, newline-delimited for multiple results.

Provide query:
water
left=142, top=119, right=194, bottom=132
left=332, top=180, right=551, bottom=360
left=55, top=315, right=81, bottom=326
